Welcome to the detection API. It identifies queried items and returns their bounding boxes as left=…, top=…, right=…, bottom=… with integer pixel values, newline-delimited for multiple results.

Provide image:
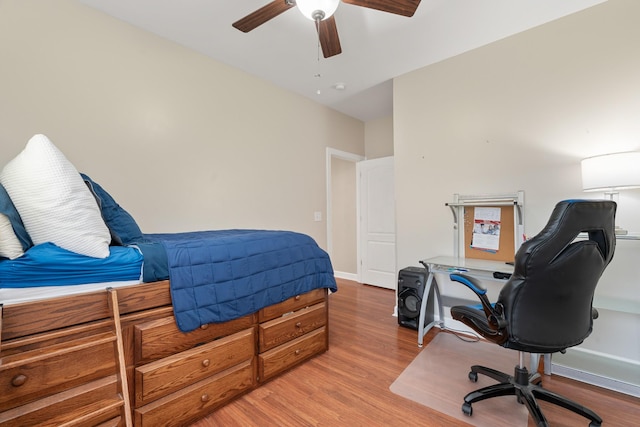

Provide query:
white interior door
left=358, top=156, right=396, bottom=289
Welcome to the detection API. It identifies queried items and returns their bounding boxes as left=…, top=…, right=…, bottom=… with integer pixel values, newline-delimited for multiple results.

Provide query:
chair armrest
left=449, top=273, right=487, bottom=296
left=449, top=273, right=507, bottom=330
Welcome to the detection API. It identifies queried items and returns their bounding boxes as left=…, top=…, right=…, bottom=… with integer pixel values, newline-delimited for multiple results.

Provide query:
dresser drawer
left=134, top=314, right=255, bottom=364
left=259, top=302, right=326, bottom=352
left=258, top=326, right=327, bottom=382
left=0, top=333, right=117, bottom=410
left=258, top=288, right=326, bottom=322
left=134, top=359, right=255, bottom=427
left=135, top=328, right=255, bottom=406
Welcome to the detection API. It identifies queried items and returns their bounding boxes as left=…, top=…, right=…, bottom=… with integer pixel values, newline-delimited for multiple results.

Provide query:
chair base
left=462, top=364, right=603, bottom=427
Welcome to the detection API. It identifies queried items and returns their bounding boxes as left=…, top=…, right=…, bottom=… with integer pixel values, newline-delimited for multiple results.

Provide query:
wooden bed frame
left=0, top=281, right=329, bottom=426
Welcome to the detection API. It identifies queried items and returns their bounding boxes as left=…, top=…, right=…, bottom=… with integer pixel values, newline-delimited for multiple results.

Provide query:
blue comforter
left=142, top=230, right=337, bottom=332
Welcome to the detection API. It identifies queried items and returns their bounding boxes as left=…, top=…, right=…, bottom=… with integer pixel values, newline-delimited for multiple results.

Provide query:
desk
left=417, top=256, right=514, bottom=347
left=418, top=256, right=553, bottom=374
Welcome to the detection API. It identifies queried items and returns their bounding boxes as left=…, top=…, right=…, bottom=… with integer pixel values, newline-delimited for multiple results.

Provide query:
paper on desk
left=471, top=207, right=501, bottom=251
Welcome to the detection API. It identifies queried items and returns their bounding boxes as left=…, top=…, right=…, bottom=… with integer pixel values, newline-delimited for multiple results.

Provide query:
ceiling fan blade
left=232, top=0, right=295, bottom=32
left=342, top=0, right=421, bottom=17
left=317, top=16, right=342, bottom=58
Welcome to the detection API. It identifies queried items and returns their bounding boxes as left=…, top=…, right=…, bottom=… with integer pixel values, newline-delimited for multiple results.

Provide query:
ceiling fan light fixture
left=297, top=0, right=340, bottom=21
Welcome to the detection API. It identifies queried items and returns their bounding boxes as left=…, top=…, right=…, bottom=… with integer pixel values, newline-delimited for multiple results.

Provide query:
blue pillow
left=0, top=183, right=33, bottom=251
left=80, top=173, right=144, bottom=245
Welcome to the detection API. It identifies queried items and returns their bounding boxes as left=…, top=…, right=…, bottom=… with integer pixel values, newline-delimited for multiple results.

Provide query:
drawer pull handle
left=202, top=359, right=210, bottom=368
left=294, top=295, right=301, bottom=301
left=295, top=349, right=301, bottom=355
left=295, top=322, right=302, bottom=328
left=200, top=324, right=209, bottom=330
left=201, top=394, right=210, bottom=402
left=11, top=374, right=27, bottom=387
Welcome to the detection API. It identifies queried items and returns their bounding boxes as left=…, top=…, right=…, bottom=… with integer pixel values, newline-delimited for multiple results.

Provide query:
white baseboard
left=551, top=348, right=640, bottom=398
left=551, top=364, right=640, bottom=398
left=334, top=271, right=358, bottom=282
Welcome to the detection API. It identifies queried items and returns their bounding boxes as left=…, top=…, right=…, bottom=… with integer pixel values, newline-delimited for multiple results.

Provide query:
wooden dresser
left=131, top=313, right=257, bottom=426
left=0, top=281, right=329, bottom=426
left=257, top=288, right=328, bottom=383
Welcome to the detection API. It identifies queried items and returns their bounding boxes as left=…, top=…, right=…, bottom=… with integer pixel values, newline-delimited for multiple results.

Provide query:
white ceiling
left=79, top=0, right=605, bottom=122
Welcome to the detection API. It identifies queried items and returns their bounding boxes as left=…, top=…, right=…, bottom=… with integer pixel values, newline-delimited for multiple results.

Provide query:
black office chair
left=449, top=199, right=616, bottom=427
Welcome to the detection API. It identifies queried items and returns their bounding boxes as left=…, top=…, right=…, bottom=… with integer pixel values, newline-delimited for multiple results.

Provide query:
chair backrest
left=498, top=199, right=616, bottom=353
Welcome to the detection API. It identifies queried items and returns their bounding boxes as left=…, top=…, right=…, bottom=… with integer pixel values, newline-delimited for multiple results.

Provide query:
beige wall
left=394, top=0, right=640, bottom=272
left=0, top=0, right=364, bottom=249
left=364, top=115, right=393, bottom=159
left=394, top=0, right=639, bottom=362
left=330, top=158, right=357, bottom=273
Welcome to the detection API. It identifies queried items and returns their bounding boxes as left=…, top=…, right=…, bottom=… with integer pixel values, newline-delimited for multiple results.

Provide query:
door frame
left=325, top=148, right=365, bottom=281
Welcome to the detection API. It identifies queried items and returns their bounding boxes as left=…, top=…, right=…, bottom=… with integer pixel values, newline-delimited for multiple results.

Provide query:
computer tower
left=397, top=266, right=434, bottom=330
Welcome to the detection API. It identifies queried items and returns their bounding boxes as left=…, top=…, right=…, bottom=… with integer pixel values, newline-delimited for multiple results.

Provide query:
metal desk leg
left=530, top=353, right=541, bottom=372
left=530, top=353, right=553, bottom=375
left=544, top=354, right=552, bottom=375
left=417, top=271, right=445, bottom=347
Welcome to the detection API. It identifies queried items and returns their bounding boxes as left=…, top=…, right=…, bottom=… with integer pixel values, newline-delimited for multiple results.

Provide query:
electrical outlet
left=314, top=211, right=322, bottom=222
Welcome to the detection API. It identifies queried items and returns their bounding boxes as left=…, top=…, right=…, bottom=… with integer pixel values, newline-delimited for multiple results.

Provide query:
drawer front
left=0, top=334, right=116, bottom=410
left=258, top=288, right=327, bottom=322
left=116, top=280, right=172, bottom=315
left=134, top=314, right=255, bottom=364
left=258, top=327, right=327, bottom=382
left=0, top=375, right=122, bottom=426
left=135, top=328, right=255, bottom=405
left=259, top=302, right=326, bottom=352
left=134, top=359, right=255, bottom=427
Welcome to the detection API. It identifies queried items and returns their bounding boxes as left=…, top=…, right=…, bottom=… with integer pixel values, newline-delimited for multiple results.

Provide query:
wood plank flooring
left=192, top=278, right=640, bottom=426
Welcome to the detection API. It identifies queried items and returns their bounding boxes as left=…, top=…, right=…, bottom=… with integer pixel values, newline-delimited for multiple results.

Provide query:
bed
left=0, top=135, right=336, bottom=426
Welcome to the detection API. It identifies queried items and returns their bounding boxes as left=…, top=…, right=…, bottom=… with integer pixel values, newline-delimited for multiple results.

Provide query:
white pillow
left=0, top=134, right=110, bottom=258
left=0, top=213, right=24, bottom=259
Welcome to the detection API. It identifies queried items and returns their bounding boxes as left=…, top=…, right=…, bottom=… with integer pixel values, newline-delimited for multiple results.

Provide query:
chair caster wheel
left=462, top=402, right=473, bottom=416
left=468, top=371, right=478, bottom=382
left=589, top=422, right=601, bottom=427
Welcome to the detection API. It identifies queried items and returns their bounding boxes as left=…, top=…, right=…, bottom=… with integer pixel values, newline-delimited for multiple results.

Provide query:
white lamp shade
left=297, top=0, right=340, bottom=20
left=581, top=152, right=640, bottom=191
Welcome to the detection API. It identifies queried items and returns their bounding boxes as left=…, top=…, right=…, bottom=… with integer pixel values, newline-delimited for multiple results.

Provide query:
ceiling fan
left=232, top=0, right=422, bottom=58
